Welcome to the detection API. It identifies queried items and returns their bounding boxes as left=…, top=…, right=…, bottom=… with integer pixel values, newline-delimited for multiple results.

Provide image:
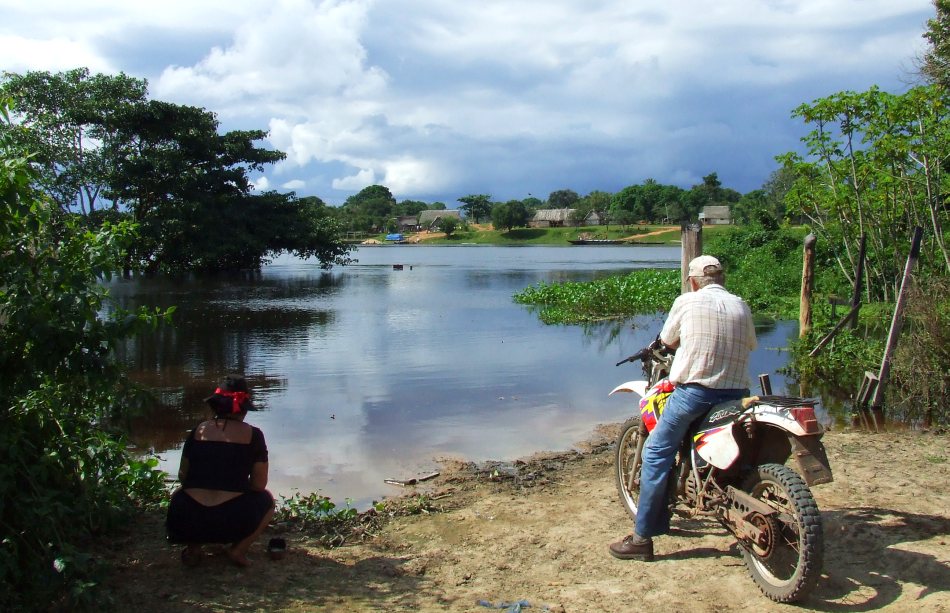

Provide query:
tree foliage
left=922, top=0, right=950, bottom=88
left=491, top=199, right=530, bottom=231
left=457, top=193, right=492, bottom=223
left=0, top=99, right=169, bottom=609
left=0, top=68, right=148, bottom=213
left=2, top=69, right=352, bottom=273
left=779, top=85, right=950, bottom=301
left=547, top=188, right=579, bottom=209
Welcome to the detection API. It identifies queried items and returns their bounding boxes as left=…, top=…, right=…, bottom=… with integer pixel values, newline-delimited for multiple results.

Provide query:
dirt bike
left=610, top=341, right=833, bottom=603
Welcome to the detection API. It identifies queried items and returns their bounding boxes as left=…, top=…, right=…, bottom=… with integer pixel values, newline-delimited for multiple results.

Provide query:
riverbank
left=98, top=428, right=949, bottom=612
left=360, top=224, right=696, bottom=246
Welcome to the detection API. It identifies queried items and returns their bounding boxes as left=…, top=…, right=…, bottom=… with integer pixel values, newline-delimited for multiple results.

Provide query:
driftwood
left=384, top=472, right=440, bottom=487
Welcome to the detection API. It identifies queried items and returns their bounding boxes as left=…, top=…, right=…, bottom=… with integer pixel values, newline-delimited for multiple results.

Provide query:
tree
left=104, top=100, right=350, bottom=272
left=342, top=184, right=397, bottom=231
left=922, top=0, right=950, bottom=87
left=457, top=193, right=492, bottom=223
left=0, top=99, right=168, bottom=608
left=491, top=199, right=530, bottom=231
left=439, top=215, right=458, bottom=236
left=732, top=190, right=779, bottom=228
left=780, top=85, right=950, bottom=300
left=0, top=68, right=148, bottom=213
left=583, top=190, right=612, bottom=224
left=547, top=188, right=580, bottom=209
left=394, top=199, right=429, bottom=217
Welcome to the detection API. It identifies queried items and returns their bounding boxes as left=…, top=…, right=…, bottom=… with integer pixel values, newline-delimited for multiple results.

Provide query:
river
left=110, top=245, right=801, bottom=508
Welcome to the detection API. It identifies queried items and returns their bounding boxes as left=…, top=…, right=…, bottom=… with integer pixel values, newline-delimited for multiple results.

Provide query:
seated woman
left=166, top=375, right=275, bottom=567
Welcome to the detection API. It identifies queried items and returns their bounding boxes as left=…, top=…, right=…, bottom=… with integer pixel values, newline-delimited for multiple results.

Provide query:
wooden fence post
left=869, top=226, right=924, bottom=427
left=800, top=233, right=816, bottom=338
left=849, top=234, right=867, bottom=329
left=680, top=222, right=703, bottom=294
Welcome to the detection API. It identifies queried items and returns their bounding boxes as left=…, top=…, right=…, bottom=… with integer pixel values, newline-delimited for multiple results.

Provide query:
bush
left=890, top=277, right=950, bottom=427
left=0, top=101, right=169, bottom=610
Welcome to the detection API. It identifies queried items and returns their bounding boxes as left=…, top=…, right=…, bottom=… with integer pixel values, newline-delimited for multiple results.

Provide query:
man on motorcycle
left=609, top=255, right=757, bottom=560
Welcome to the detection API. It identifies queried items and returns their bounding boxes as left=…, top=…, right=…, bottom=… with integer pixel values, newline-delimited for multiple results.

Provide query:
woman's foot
left=227, top=547, right=251, bottom=567
left=181, top=545, right=203, bottom=567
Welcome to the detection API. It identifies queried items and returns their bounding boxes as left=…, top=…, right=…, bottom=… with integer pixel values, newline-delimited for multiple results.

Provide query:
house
left=699, top=205, right=732, bottom=225
left=418, top=209, right=462, bottom=230
left=396, top=216, right=419, bottom=232
left=529, top=208, right=576, bottom=228
left=584, top=211, right=604, bottom=226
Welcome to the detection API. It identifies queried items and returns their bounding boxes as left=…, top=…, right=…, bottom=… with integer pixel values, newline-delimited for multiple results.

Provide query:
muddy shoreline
left=99, top=427, right=949, bottom=612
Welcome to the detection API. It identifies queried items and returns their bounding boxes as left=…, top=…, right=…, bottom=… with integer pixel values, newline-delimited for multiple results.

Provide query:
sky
left=0, top=0, right=936, bottom=207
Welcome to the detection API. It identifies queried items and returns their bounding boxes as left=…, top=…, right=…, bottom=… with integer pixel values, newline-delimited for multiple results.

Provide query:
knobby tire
left=740, top=463, right=824, bottom=603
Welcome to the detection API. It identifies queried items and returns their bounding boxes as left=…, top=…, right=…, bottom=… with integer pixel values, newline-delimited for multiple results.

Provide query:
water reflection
left=110, top=246, right=810, bottom=509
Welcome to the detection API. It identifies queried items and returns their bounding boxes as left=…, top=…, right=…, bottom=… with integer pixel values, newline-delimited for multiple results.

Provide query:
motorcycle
left=610, top=340, right=834, bottom=603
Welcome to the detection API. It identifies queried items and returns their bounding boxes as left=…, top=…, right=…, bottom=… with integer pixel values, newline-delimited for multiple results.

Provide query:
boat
left=568, top=239, right=626, bottom=245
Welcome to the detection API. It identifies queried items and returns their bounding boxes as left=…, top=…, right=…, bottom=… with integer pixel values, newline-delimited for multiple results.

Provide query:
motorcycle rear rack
left=753, top=395, right=819, bottom=408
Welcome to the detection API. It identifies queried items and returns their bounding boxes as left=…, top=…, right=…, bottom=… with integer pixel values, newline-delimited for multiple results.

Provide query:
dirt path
left=100, top=429, right=949, bottom=612
left=619, top=227, right=676, bottom=241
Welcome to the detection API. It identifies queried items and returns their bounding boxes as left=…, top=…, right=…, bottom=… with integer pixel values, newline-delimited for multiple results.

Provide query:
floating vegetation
left=514, top=269, right=679, bottom=324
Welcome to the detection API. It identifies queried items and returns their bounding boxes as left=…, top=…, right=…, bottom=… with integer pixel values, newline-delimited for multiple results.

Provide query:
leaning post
left=680, top=222, right=703, bottom=293
left=800, top=233, right=816, bottom=338
left=869, top=226, right=924, bottom=428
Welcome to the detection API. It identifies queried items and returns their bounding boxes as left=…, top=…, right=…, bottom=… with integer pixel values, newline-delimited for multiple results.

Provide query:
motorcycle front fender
left=609, top=380, right=649, bottom=397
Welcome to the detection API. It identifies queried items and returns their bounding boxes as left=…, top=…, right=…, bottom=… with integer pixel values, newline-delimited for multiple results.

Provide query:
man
left=609, top=255, right=757, bottom=561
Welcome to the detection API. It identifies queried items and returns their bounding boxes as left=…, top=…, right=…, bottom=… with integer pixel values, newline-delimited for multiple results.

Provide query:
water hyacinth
left=514, top=269, right=679, bottom=324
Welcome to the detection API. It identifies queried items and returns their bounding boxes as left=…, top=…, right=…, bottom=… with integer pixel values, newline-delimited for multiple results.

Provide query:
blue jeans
left=635, top=383, right=748, bottom=538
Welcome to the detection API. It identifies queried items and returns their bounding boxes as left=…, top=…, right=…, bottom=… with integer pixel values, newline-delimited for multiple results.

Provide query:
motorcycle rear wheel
left=614, top=416, right=646, bottom=520
left=740, top=463, right=824, bottom=603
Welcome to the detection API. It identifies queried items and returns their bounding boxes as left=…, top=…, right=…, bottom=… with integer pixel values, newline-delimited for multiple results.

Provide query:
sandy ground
left=98, top=427, right=949, bottom=612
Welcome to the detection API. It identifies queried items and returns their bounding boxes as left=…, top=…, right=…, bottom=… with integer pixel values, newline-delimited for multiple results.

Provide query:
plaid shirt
left=660, top=284, right=757, bottom=389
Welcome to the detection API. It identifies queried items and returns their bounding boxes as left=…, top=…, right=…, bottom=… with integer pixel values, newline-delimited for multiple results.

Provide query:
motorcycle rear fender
left=790, top=435, right=834, bottom=486
left=609, top=380, right=649, bottom=397
left=741, top=427, right=834, bottom=487
left=750, top=403, right=817, bottom=437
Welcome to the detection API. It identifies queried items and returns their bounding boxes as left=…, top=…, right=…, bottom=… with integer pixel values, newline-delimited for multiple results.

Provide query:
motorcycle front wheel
left=740, top=463, right=824, bottom=603
left=614, top=416, right=647, bottom=520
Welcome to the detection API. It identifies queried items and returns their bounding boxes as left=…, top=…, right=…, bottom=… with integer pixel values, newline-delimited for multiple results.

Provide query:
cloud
left=0, top=0, right=935, bottom=203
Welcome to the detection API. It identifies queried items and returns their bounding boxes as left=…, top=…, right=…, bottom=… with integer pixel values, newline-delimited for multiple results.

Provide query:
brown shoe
left=609, top=534, right=654, bottom=561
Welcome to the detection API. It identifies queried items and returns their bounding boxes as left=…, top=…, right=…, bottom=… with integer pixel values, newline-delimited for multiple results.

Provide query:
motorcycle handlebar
left=615, top=346, right=652, bottom=367
left=615, top=338, right=673, bottom=367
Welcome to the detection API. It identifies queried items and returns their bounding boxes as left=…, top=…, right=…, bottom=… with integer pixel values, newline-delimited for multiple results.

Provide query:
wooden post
left=680, top=222, right=703, bottom=294
left=800, top=233, right=816, bottom=338
left=849, top=234, right=867, bottom=329
left=869, top=226, right=924, bottom=427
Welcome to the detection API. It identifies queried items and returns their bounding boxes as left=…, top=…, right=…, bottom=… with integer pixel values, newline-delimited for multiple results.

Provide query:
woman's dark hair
left=204, top=374, right=255, bottom=415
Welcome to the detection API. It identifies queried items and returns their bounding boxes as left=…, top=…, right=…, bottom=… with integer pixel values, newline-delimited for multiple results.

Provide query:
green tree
left=457, top=194, right=492, bottom=223
left=394, top=199, right=429, bottom=217
left=583, top=190, right=613, bottom=227
left=0, top=68, right=148, bottom=213
left=491, top=199, right=530, bottom=231
left=922, top=0, right=950, bottom=87
left=104, top=100, right=349, bottom=272
left=439, top=215, right=458, bottom=236
left=547, top=188, right=580, bottom=209
left=342, top=184, right=396, bottom=231
left=780, top=85, right=950, bottom=300
left=0, top=99, right=168, bottom=608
